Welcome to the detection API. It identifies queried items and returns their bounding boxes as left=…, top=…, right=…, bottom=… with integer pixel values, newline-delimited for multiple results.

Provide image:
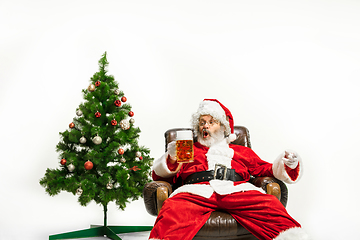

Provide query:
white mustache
left=202, top=129, right=210, bottom=137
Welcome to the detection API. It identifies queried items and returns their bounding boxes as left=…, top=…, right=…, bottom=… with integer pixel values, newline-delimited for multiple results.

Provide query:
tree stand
left=49, top=205, right=153, bottom=240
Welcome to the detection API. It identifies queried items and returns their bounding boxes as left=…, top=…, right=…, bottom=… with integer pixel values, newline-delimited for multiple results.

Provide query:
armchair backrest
left=164, top=126, right=252, bottom=152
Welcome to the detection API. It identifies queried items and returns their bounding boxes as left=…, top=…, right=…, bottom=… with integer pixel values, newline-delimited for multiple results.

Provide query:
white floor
left=72, top=231, right=151, bottom=240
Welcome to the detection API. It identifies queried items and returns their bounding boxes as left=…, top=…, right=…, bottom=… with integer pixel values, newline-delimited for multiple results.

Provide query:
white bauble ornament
left=136, top=151, right=142, bottom=157
left=119, top=119, right=130, bottom=130
left=92, top=135, right=102, bottom=145
left=114, top=89, right=120, bottom=95
left=129, top=118, right=135, bottom=124
left=76, top=187, right=83, bottom=196
left=80, top=136, right=87, bottom=144
left=135, top=157, right=140, bottom=161
left=67, top=163, right=75, bottom=172
left=106, top=183, right=113, bottom=189
left=120, top=157, right=126, bottom=163
left=76, top=109, right=83, bottom=116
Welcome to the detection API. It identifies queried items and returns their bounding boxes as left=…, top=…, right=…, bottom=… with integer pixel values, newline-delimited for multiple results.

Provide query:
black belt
left=185, top=164, right=244, bottom=184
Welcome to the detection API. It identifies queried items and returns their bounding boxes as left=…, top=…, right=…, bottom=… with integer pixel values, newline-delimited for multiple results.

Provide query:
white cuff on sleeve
left=152, top=153, right=179, bottom=178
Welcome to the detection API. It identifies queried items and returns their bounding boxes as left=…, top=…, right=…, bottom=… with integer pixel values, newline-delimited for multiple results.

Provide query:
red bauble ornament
left=84, top=160, right=93, bottom=170
left=69, top=122, right=75, bottom=128
left=111, top=119, right=117, bottom=126
left=121, top=96, right=127, bottom=102
left=95, top=81, right=101, bottom=87
left=60, top=159, right=67, bottom=165
left=118, top=148, right=124, bottom=155
left=128, top=111, right=134, bottom=117
left=114, top=100, right=121, bottom=107
left=139, top=156, right=143, bottom=160
left=95, top=111, right=101, bottom=118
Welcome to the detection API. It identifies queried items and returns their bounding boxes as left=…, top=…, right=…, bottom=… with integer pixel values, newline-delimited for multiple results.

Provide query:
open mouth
left=202, top=129, right=210, bottom=138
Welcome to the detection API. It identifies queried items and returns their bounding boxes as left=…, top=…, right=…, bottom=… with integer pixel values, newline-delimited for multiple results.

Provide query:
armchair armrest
left=157, top=186, right=169, bottom=215
left=143, top=181, right=172, bottom=216
left=266, top=182, right=281, bottom=200
left=250, top=177, right=288, bottom=207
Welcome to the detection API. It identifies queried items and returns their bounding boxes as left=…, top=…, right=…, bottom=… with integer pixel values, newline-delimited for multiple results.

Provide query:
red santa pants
left=149, top=190, right=301, bottom=240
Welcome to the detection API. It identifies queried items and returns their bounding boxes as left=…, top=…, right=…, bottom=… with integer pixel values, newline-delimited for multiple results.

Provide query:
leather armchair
left=143, top=126, right=288, bottom=240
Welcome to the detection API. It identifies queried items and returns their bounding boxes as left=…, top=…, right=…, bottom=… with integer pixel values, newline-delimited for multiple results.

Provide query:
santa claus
left=149, top=99, right=310, bottom=240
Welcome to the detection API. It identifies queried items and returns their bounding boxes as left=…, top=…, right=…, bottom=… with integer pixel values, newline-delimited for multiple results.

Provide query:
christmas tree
left=40, top=52, right=153, bottom=239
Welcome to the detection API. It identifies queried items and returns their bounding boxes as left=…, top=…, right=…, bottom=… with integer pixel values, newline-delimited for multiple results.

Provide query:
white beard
left=197, top=128, right=225, bottom=148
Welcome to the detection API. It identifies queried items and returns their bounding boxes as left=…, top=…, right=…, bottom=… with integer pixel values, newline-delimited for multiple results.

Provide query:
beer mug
left=175, top=130, right=194, bottom=163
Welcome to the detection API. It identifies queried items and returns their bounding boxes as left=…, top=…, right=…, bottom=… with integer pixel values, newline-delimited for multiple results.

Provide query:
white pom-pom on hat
left=227, top=133, right=237, bottom=143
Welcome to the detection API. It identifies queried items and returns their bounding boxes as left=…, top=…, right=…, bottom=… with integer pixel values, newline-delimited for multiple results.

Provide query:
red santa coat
left=150, top=139, right=308, bottom=240
left=152, top=139, right=302, bottom=199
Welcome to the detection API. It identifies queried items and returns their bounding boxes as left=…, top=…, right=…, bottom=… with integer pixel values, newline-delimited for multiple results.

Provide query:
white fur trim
left=273, top=227, right=311, bottom=240
left=170, top=184, right=214, bottom=198
left=210, top=180, right=266, bottom=195
left=170, top=181, right=265, bottom=199
left=272, top=150, right=303, bottom=184
left=206, top=139, right=234, bottom=170
left=152, top=153, right=179, bottom=178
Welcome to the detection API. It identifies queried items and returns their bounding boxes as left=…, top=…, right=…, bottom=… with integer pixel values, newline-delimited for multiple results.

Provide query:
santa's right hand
left=282, top=151, right=299, bottom=169
left=167, top=141, right=177, bottom=160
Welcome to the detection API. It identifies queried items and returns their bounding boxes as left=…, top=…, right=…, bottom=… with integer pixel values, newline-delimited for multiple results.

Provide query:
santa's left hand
left=282, top=151, right=299, bottom=169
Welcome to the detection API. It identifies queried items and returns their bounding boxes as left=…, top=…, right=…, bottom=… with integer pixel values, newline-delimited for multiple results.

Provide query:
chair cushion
left=194, top=211, right=257, bottom=240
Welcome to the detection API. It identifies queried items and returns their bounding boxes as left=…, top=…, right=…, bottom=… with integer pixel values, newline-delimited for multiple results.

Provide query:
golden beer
left=175, top=130, right=194, bottom=163
left=176, top=140, right=194, bottom=163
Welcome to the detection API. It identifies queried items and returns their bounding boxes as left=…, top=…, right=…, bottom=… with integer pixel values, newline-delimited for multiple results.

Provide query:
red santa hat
left=191, top=99, right=237, bottom=142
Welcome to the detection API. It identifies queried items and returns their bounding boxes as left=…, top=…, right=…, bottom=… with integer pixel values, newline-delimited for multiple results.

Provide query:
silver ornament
left=120, top=157, right=126, bottom=163
left=80, top=136, right=87, bottom=144
left=129, top=118, right=135, bottom=124
left=114, top=89, right=120, bottom=95
left=76, top=109, right=83, bottom=116
left=119, top=119, right=130, bottom=130
left=92, top=135, right=102, bottom=145
left=67, top=163, right=75, bottom=172
left=136, top=151, right=142, bottom=157
left=106, top=183, right=113, bottom=189
left=76, top=187, right=83, bottom=196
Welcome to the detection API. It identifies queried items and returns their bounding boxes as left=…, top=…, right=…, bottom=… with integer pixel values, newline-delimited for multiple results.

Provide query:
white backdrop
left=1, top=1, right=359, bottom=239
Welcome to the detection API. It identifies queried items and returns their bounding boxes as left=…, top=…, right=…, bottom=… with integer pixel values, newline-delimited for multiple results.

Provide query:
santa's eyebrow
left=199, top=116, right=216, bottom=121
